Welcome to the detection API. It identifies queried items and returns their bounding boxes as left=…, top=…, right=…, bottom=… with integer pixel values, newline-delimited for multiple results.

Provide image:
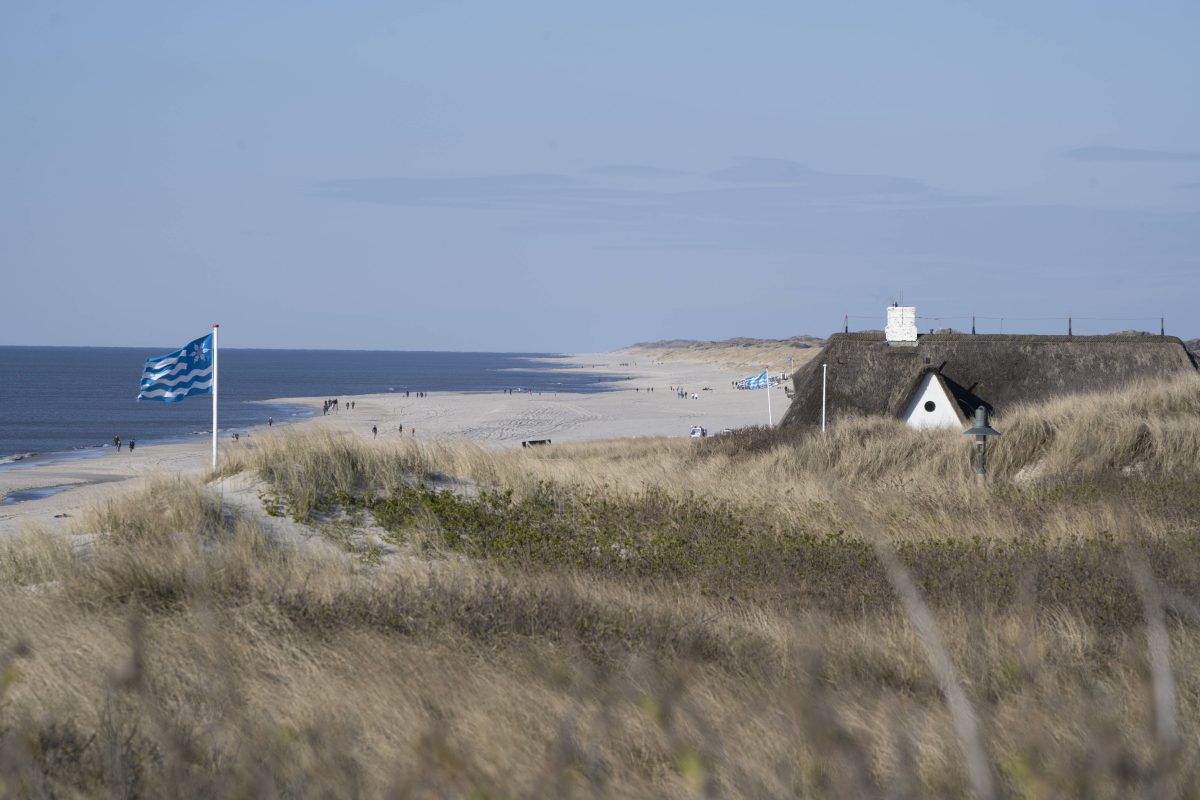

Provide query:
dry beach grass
left=2, top=374, right=1200, bottom=796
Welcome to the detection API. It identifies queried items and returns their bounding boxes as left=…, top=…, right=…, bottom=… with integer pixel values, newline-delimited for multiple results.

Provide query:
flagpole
left=821, top=362, right=828, bottom=432
left=766, top=365, right=773, bottom=426
left=212, top=323, right=219, bottom=471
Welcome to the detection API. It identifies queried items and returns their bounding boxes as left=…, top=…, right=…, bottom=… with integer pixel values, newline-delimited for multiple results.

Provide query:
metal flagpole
left=766, top=366, right=773, bottom=426
left=821, top=363, right=827, bottom=432
left=212, top=323, right=219, bottom=471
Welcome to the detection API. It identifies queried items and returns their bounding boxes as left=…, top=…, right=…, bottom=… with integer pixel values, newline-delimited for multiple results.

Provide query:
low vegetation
left=2, top=374, right=1199, bottom=797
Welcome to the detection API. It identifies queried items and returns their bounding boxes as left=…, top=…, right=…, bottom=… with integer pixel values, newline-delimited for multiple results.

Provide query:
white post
left=766, top=366, right=773, bottom=426
left=821, top=363, right=827, bottom=432
left=212, top=323, right=219, bottom=471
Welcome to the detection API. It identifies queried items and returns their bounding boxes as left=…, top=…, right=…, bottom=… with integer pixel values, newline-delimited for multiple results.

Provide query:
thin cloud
left=315, top=174, right=590, bottom=208
left=312, top=160, right=1011, bottom=258
left=708, top=157, right=933, bottom=195
left=318, top=159, right=941, bottom=215
left=1067, top=146, right=1200, bottom=162
left=314, top=165, right=1200, bottom=269
left=585, top=165, right=686, bottom=177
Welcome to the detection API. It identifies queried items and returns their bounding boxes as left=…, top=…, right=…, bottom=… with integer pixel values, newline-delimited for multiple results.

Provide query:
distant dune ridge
left=623, top=335, right=825, bottom=372
left=627, top=335, right=826, bottom=350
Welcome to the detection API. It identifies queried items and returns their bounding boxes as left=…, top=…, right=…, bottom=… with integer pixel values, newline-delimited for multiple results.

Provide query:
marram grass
left=1, top=374, right=1199, bottom=797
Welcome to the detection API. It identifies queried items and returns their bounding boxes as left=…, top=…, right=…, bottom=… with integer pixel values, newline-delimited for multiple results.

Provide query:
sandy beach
left=0, top=353, right=784, bottom=537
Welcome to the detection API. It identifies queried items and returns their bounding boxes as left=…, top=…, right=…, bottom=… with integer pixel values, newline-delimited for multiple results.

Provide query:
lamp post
left=821, top=363, right=827, bottom=432
left=962, top=406, right=1001, bottom=478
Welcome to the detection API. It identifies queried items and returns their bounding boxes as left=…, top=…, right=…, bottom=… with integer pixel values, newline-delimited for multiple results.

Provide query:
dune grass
left=2, top=375, right=1200, bottom=796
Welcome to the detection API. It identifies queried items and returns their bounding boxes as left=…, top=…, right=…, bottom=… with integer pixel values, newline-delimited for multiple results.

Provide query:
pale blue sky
left=3, top=1, right=1198, bottom=350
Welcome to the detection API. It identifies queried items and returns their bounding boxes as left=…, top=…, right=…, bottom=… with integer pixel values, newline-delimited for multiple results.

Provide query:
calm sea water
left=0, top=347, right=623, bottom=461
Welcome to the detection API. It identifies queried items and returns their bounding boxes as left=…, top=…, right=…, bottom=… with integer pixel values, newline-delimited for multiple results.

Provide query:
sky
left=2, top=1, right=1198, bottom=351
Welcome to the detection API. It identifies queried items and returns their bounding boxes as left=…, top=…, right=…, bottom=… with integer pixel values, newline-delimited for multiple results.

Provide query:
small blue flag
left=138, top=333, right=214, bottom=402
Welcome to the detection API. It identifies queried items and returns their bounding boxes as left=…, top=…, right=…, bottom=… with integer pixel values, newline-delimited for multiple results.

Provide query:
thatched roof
left=781, top=332, right=1199, bottom=428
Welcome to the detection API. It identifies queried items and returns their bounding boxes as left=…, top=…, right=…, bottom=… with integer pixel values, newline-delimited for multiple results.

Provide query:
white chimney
left=885, top=305, right=917, bottom=345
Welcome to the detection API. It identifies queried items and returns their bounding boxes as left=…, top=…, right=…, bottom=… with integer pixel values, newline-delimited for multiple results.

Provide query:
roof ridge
left=827, top=332, right=1186, bottom=344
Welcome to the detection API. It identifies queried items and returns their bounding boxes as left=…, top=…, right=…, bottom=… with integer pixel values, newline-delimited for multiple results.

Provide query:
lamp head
left=963, top=406, right=1001, bottom=438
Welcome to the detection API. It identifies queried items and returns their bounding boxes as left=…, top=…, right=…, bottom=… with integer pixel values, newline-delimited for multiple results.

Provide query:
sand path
left=0, top=353, right=784, bottom=537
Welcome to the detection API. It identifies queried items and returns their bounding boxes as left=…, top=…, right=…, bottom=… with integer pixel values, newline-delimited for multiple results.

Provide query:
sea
left=0, top=347, right=625, bottom=463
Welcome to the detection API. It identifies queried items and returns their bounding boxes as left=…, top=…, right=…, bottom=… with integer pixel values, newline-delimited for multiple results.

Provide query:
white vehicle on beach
left=689, top=425, right=707, bottom=438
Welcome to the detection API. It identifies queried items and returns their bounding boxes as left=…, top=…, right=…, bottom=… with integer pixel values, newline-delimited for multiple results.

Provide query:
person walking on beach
left=372, top=425, right=377, bottom=439
left=268, top=416, right=273, bottom=427
left=114, top=435, right=121, bottom=452
left=128, top=439, right=135, bottom=453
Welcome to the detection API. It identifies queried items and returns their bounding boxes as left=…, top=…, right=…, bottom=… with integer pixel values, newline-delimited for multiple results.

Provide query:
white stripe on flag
left=138, top=380, right=213, bottom=398
left=143, top=366, right=212, bottom=387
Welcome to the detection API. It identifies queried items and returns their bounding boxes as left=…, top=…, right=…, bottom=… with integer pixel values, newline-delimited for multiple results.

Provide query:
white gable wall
left=902, top=373, right=963, bottom=430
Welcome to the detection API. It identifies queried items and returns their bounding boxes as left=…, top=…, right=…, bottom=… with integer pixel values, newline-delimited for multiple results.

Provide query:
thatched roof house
left=781, top=313, right=1198, bottom=430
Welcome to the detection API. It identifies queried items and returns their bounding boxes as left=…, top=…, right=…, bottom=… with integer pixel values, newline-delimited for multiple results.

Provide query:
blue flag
left=738, top=369, right=769, bottom=389
left=138, top=333, right=214, bottom=402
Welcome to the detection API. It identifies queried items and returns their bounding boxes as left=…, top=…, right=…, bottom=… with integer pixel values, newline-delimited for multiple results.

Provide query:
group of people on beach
left=371, top=424, right=413, bottom=439
left=106, top=395, right=407, bottom=456
left=323, top=399, right=356, bottom=415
